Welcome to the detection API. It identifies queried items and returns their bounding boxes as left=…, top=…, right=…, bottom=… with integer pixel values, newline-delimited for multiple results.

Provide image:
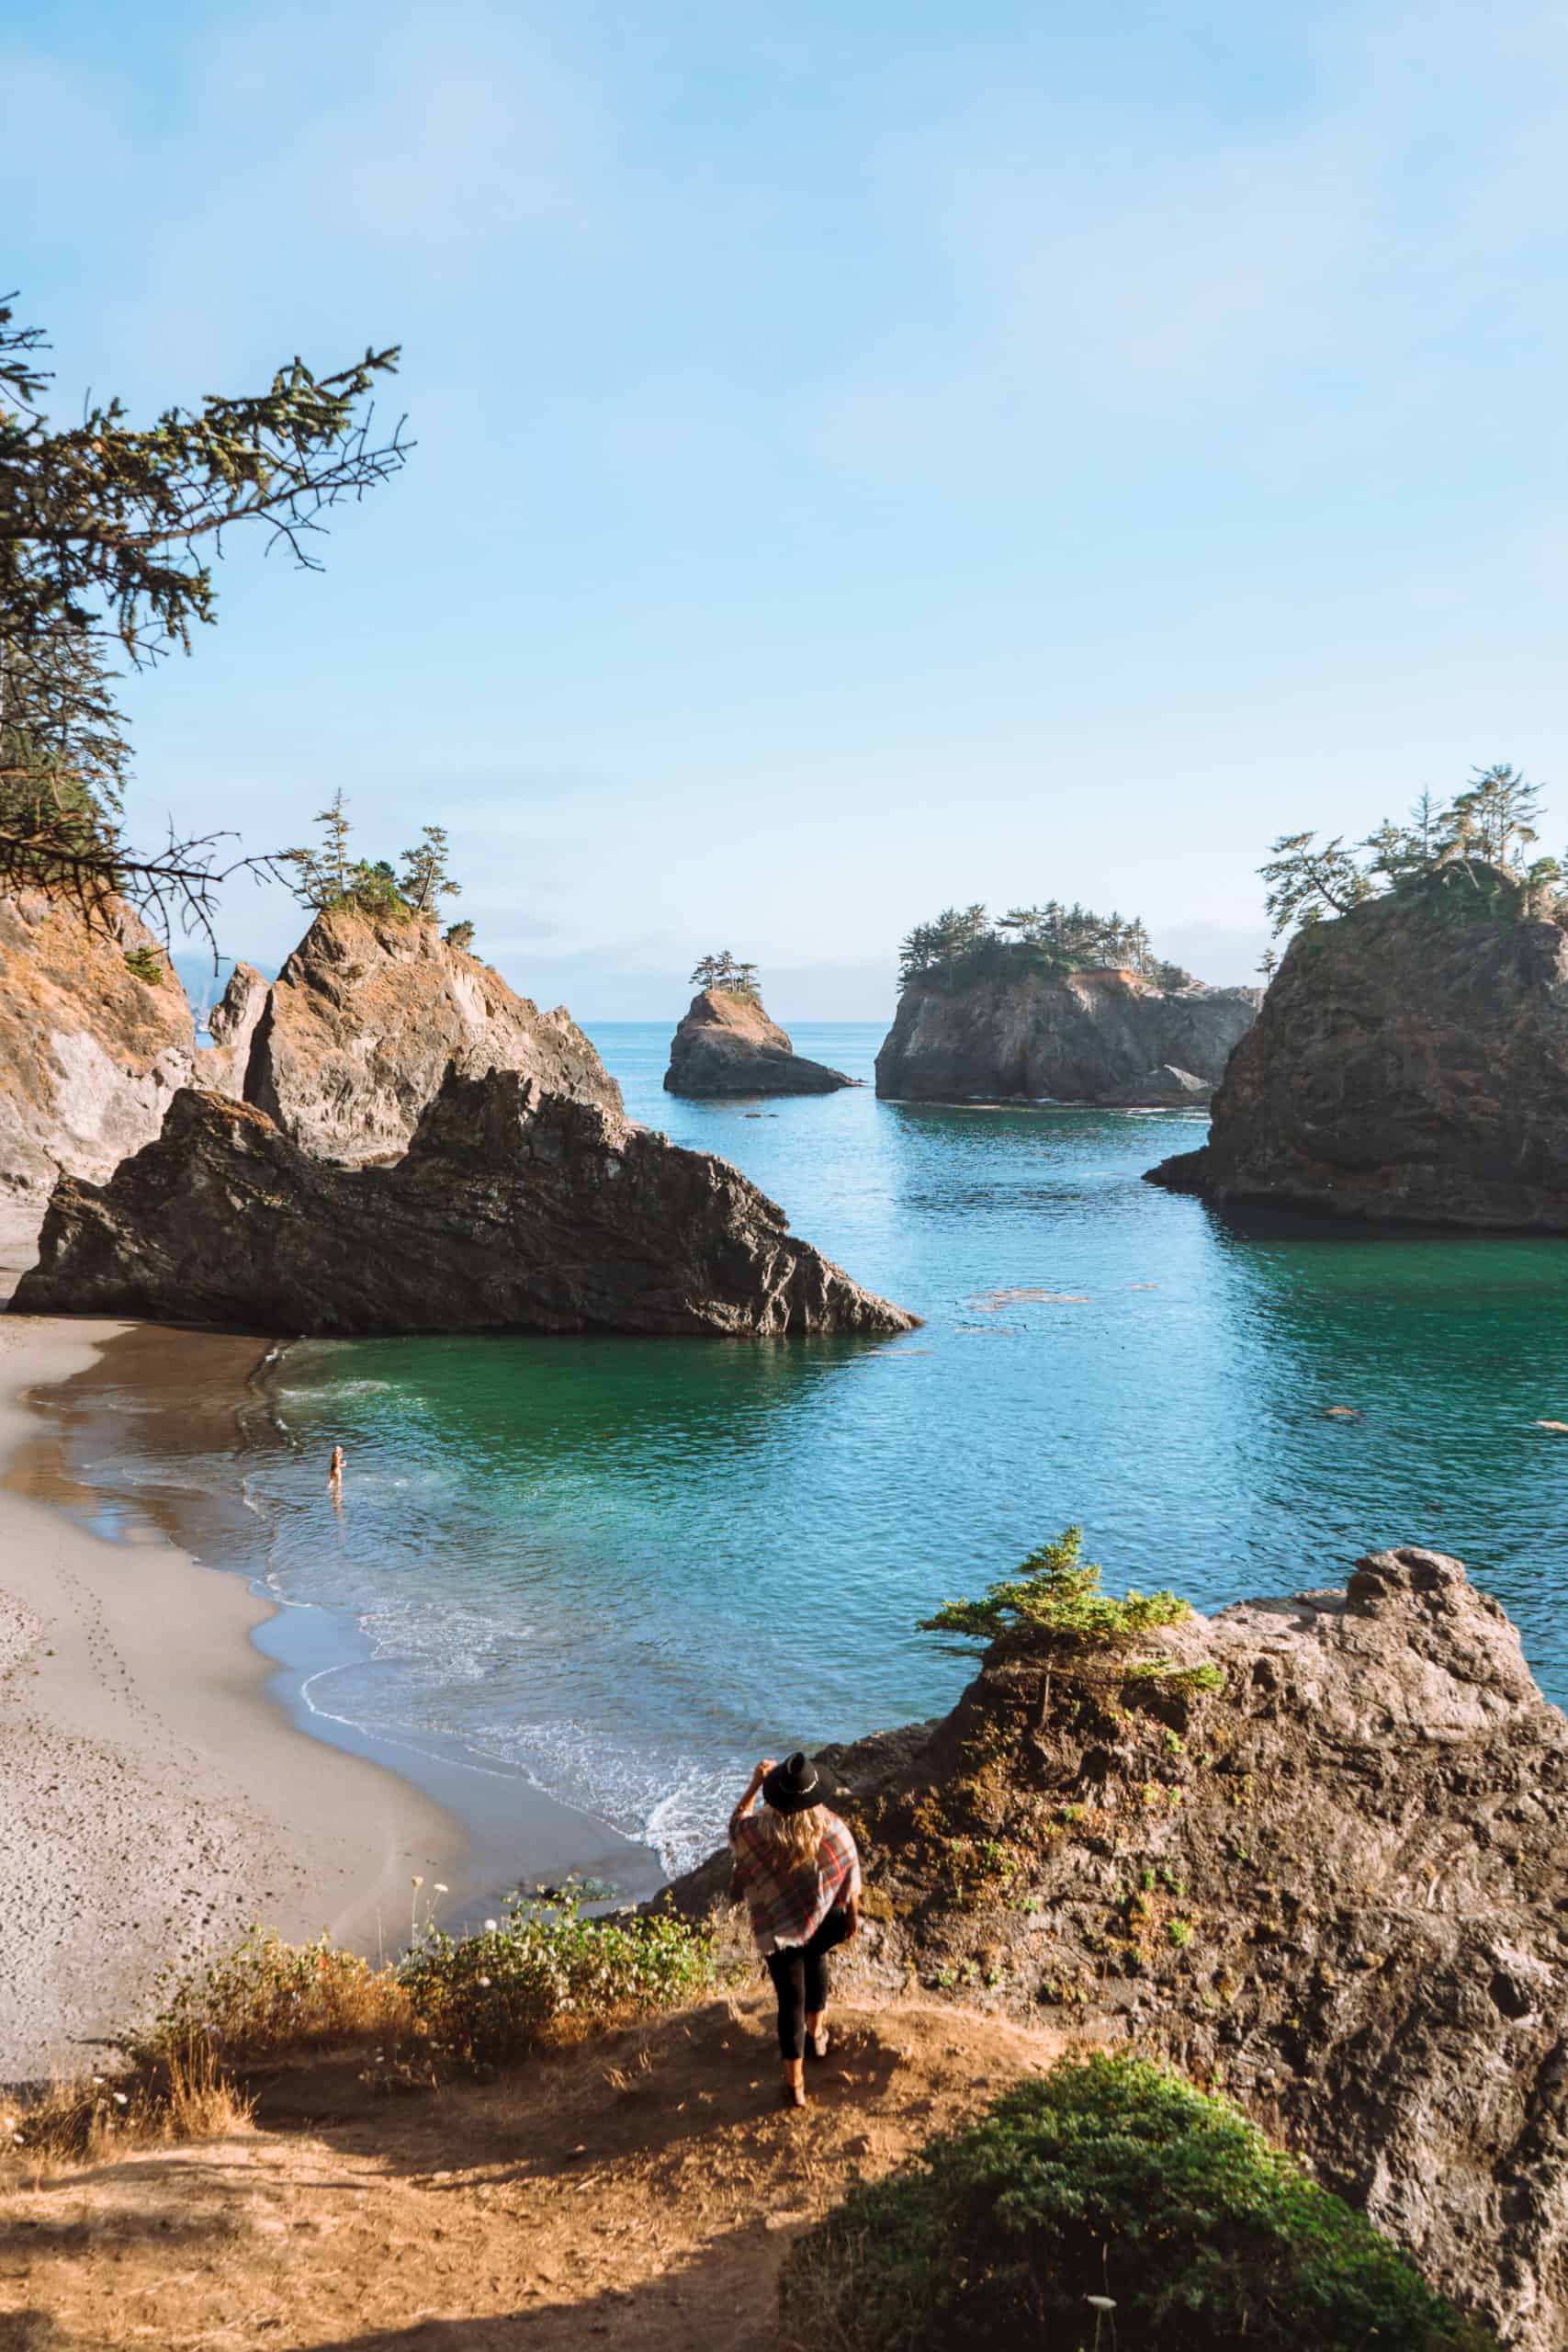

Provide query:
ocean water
left=53, top=1021, right=1568, bottom=1882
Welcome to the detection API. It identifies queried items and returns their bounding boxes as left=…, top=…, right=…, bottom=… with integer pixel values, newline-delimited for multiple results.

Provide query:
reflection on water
left=37, top=1020, right=1568, bottom=1873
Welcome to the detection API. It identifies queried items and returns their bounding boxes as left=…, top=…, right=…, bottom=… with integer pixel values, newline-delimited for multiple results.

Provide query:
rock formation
left=665, top=1547, right=1568, bottom=2348
left=193, top=961, right=269, bottom=1096
left=664, top=989, right=855, bottom=1097
left=1100, top=1062, right=1213, bottom=1108
left=12, top=1069, right=918, bottom=1338
left=241, top=909, right=620, bottom=1160
left=0, top=892, right=195, bottom=1287
left=874, top=967, right=1258, bottom=1102
left=1147, top=865, right=1568, bottom=1227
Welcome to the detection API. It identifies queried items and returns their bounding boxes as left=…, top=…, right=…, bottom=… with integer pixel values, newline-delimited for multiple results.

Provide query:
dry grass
left=3, top=2035, right=253, bottom=2177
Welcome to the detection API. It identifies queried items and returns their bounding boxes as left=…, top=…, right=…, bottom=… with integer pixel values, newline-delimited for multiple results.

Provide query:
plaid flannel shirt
left=728, top=1805, right=861, bottom=1955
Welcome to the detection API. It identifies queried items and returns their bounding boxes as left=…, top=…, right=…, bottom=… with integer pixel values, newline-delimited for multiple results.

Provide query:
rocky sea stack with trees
left=1149, top=766, right=1568, bottom=1227
left=665, top=951, right=856, bottom=1097
left=874, top=899, right=1259, bottom=1103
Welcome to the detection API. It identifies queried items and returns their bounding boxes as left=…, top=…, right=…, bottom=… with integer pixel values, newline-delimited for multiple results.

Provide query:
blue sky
left=7, top=0, right=1565, bottom=1015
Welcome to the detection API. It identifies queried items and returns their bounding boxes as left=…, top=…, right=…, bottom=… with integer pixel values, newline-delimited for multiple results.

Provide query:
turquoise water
left=70, top=1023, right=1568, bottom=1877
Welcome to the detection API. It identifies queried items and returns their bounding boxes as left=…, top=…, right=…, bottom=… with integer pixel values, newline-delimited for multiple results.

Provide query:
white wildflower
left=1086, top=2296, right=1116, bottom=2312
left=478, top=1975, right=492, bottom=1987
left=112, top=2092, right=129, bottom=2107
left=484, top=1918, right=498, bottom=1932
left=411, top=1875, right=424, bottom=1889
left=434, top=1882, right=449, bottom=1894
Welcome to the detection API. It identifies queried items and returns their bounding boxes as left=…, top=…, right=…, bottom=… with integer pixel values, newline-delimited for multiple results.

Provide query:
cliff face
left=12, top=1069, right=918, bottom=1339
left=1148, top=865, right=1568, bottom=1227
left=666, top=1548, right=1568, bottom=2349
left=242, top=910, right=620, bottom=1160
left=664, top=989, right=855, bottom=1097
left=0, top=893, right=195, bottom=1283
left=874, top=967, right=1258, bottom=1102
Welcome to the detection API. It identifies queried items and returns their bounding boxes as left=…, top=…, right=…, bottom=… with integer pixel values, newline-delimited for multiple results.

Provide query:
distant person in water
left=328, top=1446, right=345, bottom=1490
left=728, top=1751, right=860, bottom=2109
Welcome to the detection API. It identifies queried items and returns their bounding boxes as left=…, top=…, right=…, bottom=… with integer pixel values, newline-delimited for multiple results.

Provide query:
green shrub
left=397, top=1885, right=718, bottom=2070
left=122, top=944, right=165, bottom=984
left=919, top=1526, right=1191, bottom=1659
left=779, top=2053, right=1495, bottom=2352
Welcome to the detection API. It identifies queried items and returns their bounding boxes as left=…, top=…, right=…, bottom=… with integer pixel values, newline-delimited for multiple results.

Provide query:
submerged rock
left=242, top=908, right=620, bottom=1160
left=874, top=967, right=1258, bottom=1102
left=12, top=1069, right=918, bottom=1338
left=664, top=989, right=855, bottom=1097
left=1147, top=863, right=1568, bottom=1227
left=0, top=892, right=195, bottom=1285
left=1099, top=1062, right=1213, bottom=1108
left=666, top=1546, right=1568, bottom=2347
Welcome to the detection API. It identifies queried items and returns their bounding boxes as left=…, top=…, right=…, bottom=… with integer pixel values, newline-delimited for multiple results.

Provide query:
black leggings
left=765, top=1906, right=852, bottom=2060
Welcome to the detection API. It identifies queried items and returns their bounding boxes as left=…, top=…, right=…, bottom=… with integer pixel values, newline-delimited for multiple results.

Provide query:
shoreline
left=0, top=1315, right=662, bottom=2085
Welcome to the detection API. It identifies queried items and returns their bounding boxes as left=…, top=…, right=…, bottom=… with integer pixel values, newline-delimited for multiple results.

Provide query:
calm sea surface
left=60, top=1021, right=1568, bottom=1877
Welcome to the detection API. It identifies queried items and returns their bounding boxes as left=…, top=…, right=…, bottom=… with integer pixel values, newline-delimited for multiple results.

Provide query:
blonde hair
left=755, top=1802, right=830, bottom=1868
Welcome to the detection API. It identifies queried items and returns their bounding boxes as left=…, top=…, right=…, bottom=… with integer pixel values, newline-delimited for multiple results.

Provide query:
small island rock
left=874, top=967, right=1258, bottom=1102
left=664, top=989, right=855, bottom=1098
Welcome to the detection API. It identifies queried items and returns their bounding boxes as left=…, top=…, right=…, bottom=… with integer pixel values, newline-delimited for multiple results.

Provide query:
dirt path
left=1, top=1996, right=1076, bottom=2351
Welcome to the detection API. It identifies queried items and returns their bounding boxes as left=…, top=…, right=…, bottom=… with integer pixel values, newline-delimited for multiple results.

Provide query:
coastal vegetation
left=897, top=900, right=1196, bottom=994
left=281, top=788, right=462, bottom=925
left=0, top=292, right=407, bottom=942
left=781, top=2053, right=1495, bottom=2351
left=690, top=948, right=761, bottom=997
left=6, top=1886, right=719, bottom=2165
left=919, top=1523, right=1201, bottom=1667
left=1260, top=763, right=1559, bottom=938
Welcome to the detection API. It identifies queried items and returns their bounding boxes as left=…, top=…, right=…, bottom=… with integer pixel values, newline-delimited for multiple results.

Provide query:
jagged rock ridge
left=12, top=1069, right=918, bottom=1339
left=664, top=989, right=855, bottom=1098
left=242, top=909, right=620, bottom=1161
left=1148, top=864, right=1568, bottom=1227
left=875, top=967, right=1258, bottom=1102
left=666, top=1547, right=1568, bottom=2349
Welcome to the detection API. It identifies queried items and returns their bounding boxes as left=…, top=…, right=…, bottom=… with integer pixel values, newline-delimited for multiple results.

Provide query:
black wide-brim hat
left=762, top=1750, right=820, bottom=1814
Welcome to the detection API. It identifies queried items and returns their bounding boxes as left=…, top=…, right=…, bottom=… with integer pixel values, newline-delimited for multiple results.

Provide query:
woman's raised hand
left=754, top=1758, right=777, bottom=1782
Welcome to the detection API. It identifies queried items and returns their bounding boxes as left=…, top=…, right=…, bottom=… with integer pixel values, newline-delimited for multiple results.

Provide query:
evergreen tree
left=400, top=823, right=459, bottom=916
left=282, top=790, right=357, bottom=911
left=445, top=918, right=476, bottom=952
left=0, top=294, right=409, bottom=937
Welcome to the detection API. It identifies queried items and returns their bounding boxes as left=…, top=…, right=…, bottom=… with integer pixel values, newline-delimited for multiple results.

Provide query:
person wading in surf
left=728, top=1751, right=861, bottom=2109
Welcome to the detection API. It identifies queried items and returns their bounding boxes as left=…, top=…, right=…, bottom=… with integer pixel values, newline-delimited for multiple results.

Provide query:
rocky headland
left=874, top=966, right=1258, bottom=1103
left=13, top=1069, right=915, bottom=1336
left=666, top=1544, right=1568, bottom=2348
left=0, top=892, right=197, bottom=1289
left=1148, top=863, right=1568, bottom=1226
left=664, top=988, right=855, bottom=1097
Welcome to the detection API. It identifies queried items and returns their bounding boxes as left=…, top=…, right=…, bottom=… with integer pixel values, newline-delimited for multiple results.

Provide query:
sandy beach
left=0, top=1313, right=466, bottom=2084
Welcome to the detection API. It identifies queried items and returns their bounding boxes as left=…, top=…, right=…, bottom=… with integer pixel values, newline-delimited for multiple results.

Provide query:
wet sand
left=0, top=1315, right=466, bottom=2084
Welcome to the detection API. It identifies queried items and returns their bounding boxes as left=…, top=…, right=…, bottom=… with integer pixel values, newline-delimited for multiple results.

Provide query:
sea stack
left=664, top=988, right=855, bottom=1097
left=874, top=965, right=1258, bottom=1103
left=12, top=1069, right=917, bottom=1338
left=1147, top=860, right=1568, bottom=1227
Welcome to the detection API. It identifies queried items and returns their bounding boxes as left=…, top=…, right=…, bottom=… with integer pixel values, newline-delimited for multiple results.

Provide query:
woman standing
left=729, top=1751, right=861, bottom=2109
